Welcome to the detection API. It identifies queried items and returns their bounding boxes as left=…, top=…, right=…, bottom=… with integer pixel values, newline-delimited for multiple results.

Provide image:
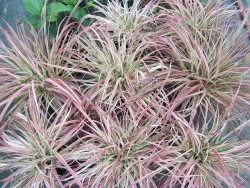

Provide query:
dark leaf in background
left=61, top=0, right=78, bottom=5
left=18, top=16, right=42, bottom=29
left=22, top=0, right=44, bottom=15
left=46, top=2, right=72, bottom=22
left=72, top=7, right=87, bottom=21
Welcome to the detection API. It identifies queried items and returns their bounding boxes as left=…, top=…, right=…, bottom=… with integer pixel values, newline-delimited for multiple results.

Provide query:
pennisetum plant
left=0, top=84, right=85, bottom=188
left=68, top=26, right=164, bottom=108
left=85, top=0, right=158, bottom=38
left=61, top=107, right=165, bottom=188
left=150, top=0, right=250, bottom=122
left=0, top=19, right=85, bottom=131
left=155, top=108, right=250, bottom=188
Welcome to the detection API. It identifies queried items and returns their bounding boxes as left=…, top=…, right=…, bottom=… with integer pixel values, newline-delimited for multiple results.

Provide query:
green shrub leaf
left=18, top=16, right=42, bottom=29
left=72, top=8, right=87, bottom=21
left=46, top=2, right=72, bottom=22
left=87, top=1, right=94, bottom=8
left=22, top=0, right=44, bottom=15
left=200, top=0, right=207, bottom=4
left=61, top=0, right=78, bottom=5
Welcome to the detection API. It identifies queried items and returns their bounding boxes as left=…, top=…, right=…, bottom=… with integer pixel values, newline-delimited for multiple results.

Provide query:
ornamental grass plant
left=0, top=21, right=82, bottom=131
left=0, top=0, right=250, bottom=187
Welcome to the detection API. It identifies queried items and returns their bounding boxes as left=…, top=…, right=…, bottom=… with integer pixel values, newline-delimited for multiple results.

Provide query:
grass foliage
left=0, top=0, right=250, bottom=187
